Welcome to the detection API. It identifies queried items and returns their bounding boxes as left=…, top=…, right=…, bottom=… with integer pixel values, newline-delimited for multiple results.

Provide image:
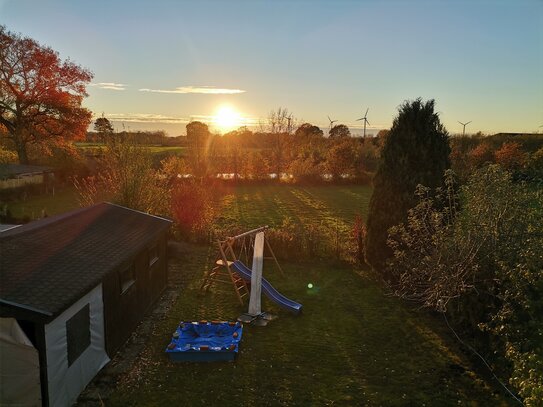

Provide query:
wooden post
left=265, top=237, right=284, bottom=276
left=248, top=231, right=264, bottom=316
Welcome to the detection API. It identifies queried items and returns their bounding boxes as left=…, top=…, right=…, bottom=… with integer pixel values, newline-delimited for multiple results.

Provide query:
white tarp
left=248, top=231, right=264, bottom=316
left=44, top=284, right=109, bottom=407
left=0, top=317, right=41, bottom=406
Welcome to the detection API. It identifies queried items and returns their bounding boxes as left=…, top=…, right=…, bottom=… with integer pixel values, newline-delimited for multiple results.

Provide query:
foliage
left=186, top=121, right=211, bottom=178
left=288, top=154, right=323, bottom=184
left=365, top=98, right=450, bottom=273
left=294, top=122, right=323, bottom=140
left=170, top=180, right=216, bottom=242
left=0, top=145, right=17, bottom=163
left=329, top=123, right=351, bottom=138
left=387, top=171, right=463, bottom=308
left=74, top=135, right=168, bottom=214
left=222, top=129, right=247, bottom=180
left=326, top=139, right=357, bottom=180
left=468, top=142, right=494, bottom=169
left=246, top=150, right=270, bottom=181
left=265, top=106, right=296, bottom=135
left=358, top=139, right=380, bottom=173
left=386, top=165, right=543, bottom=405
left=523, top=147, right=543, bottom=182
left=159, top=155, right=190, bottom=182
left=266, top=107, right=296, bottom=178
left=0, top=25, right=93, bottom=164
left=93, top=115, right=114, bottom=141
left=170, top=114, right=378, bottom=185
left=32, top=142, right=88, bottom=182
left=494, top=141, right=526, bottom=171
left=449, top=140, right=472, bottom=181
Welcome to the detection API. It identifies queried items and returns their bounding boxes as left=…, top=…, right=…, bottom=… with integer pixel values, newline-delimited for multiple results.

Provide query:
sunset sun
left=214, top=105, right=242, bottom=132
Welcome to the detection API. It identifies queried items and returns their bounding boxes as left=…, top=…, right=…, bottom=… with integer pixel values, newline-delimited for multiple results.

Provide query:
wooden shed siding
left=102, top=232, right=168, bottom=356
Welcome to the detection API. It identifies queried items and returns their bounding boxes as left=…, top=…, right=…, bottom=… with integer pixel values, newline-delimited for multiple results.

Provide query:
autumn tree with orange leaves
left=0, top=26, right=92, bottom=164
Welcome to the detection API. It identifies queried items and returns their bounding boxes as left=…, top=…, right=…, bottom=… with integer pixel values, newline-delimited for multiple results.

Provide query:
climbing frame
left=200, top=226, right=284, bottom=305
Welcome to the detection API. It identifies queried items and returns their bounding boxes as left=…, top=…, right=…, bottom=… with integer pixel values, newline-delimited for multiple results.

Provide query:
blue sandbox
left=166, top=321, right=243, bottom=362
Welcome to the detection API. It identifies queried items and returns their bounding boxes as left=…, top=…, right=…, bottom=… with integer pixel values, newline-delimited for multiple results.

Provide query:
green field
left=216, top=184, right=372, bottom=230
left=4, top=184, right=371, bottom=225
left=74, top=142, right=186, bottom=155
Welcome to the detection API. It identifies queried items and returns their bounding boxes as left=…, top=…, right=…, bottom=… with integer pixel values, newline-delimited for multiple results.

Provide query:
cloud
left=90, top=82, right=127, bottom=91
left=139, top=86, right=246, bottom=95
left=344, top=122, right=384, bottom=130
left=189, top=114, right=261, bottom=127
left=101, top=113, right=190, bottom=124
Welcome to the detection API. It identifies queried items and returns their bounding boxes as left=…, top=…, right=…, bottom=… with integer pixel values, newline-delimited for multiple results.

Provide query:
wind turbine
left=458, top=120, right=472, bottom=137
left=356, top=108, right=370, bottom=138
left=328, top=115, right=338, bottom=133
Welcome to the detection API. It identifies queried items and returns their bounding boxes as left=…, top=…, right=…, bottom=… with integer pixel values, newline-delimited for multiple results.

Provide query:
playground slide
left=231, top=260, right=303, bottom=315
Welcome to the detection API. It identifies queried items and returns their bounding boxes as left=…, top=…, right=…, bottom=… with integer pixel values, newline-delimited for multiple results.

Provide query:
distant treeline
left=81, top=126, right=543, bottom=185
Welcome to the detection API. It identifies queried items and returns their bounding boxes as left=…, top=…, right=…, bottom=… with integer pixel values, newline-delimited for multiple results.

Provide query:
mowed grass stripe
left=217, top=184, right=372, bottom=231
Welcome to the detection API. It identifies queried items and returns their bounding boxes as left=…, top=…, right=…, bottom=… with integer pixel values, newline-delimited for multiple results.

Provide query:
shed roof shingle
left=0, top=203, right=171, bottom=321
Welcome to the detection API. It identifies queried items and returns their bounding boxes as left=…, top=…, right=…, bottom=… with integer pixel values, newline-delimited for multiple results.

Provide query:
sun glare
left=214, top=105, right=243, bottom=132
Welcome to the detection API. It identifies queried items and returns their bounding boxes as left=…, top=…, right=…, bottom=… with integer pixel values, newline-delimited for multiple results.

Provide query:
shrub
left=468, top=142, right=494, bottom=168
left=74, top=135, right=168, bottom=214
left=365, top=98, right=450, bottom=274
left=171, top=180, right=215, bottom=242
left=494, top=141, right=526, bottom=171
left=289, top=156, right=323, bottom=184
left=386, top=165, right=543, bottom=405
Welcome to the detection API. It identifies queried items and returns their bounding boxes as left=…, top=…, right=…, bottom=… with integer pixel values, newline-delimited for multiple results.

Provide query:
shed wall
left=102, top=232, right=168, bottom=356
left=44, top=284, right=109, bottom=407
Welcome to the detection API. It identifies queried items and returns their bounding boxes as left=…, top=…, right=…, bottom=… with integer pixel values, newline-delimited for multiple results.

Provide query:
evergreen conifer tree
left=365, top=98, right=450, bottom=274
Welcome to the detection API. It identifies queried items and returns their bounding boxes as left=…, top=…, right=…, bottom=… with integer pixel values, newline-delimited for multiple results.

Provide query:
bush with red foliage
left=171, top=181, right=214, bottom=241
left=494, top=141, right=526, bottom=171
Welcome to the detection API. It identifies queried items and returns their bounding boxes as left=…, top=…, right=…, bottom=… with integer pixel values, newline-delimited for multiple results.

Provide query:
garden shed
left=0, top=163, right=53, bottom=190
left=0, top=203, right=172, bottom=406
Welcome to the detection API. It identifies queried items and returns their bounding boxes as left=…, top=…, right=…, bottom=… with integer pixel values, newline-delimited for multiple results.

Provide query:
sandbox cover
left=166, top=321, right=242, bottom=362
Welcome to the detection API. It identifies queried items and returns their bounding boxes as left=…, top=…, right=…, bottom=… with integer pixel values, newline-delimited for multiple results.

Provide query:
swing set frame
left=200, top=226, right=284, bottom=305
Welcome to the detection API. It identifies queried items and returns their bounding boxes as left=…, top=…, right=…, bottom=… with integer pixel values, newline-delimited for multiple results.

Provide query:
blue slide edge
left=232, top=260, right=302, bottom=315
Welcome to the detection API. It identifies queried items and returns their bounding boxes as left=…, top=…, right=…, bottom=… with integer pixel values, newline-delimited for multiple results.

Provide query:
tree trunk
left=15, top=146, right=29, bottom=164
left=13, top=129, right=30, bottom=164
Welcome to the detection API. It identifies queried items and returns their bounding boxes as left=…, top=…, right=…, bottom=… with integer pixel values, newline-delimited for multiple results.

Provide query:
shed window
left=119, top=262, right=135, bottom=294
left=149, top=243, right=159, bottom=267
left=66, top=304, right=90, bottom=366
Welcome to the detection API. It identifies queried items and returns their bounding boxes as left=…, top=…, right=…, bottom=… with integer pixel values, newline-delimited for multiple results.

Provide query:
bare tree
left=266, top=107, right=296, bottom=179
left=267, top=107, right=296, bottom=135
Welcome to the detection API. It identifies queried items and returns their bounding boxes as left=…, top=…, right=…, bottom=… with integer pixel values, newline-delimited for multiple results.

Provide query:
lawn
left=4, top=186, right=80, bottom=220
left=98, top=183, right=508, bottom=406
left=216, top=184, right=372, bottom=231
left=5, top=183, right=511, bottom=404
left=107, top=248, right=509, bottom=406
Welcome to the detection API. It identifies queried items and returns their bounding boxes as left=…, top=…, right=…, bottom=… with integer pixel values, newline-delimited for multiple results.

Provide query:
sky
left=2, top=0, right=542, bottom=136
